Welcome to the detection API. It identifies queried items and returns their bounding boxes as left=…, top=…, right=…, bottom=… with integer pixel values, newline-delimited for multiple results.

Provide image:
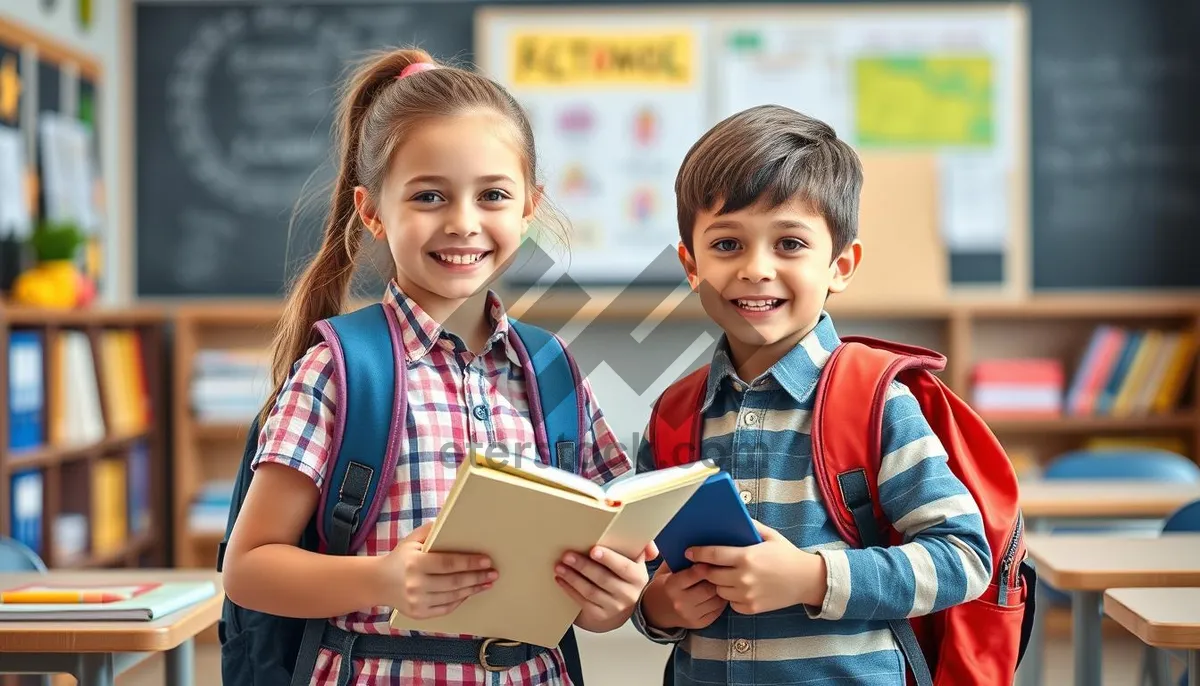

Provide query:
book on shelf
left=190, top=347, right=271, bottom=422
left=971, top=358, right=1064, bottom=417
left=91, top=457, right=128, bottom=555
left=0, top=580, right=216, bottom=621
left=1063, top=326, right=1195, bottom=417
left=97, top=329, right=152, bottom=435
left=7, top=327, right=154, bottom=453
left=8, top=469, right=43, bottom=557
left=387, top=450, right=718, bottom=647
left=188, top=479, right=235, bottom=534
left=48, top=330, right=106, bottom=446
left=7, top=329, right=44, bottom=451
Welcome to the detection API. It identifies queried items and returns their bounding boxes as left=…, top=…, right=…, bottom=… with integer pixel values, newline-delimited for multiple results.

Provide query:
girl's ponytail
left=258, top=48, right=434, bottom=423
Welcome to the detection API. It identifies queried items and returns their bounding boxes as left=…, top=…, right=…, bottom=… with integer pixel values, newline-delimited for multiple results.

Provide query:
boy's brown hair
left=675, top=104, right=863, bottom=260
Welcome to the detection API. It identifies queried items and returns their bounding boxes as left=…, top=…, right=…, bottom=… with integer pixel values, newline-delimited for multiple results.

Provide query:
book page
left=605, top=462, right=719, bottom=502
left=598, top=472, right=712, bottom=559
left=470, top=451, right=606, bottom=501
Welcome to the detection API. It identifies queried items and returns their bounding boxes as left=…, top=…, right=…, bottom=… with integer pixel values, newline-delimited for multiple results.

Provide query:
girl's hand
left=380, top=522, right=499, bottom=620
left=555, top=542, right=657, bottom=632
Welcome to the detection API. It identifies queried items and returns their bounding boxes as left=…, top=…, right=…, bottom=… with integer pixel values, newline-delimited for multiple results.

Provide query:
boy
left=631, top=105, right=991, bottom=685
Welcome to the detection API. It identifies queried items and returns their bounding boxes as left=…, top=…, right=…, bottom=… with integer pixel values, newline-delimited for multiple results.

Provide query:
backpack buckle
left=479, top=638, right=522, bottom=672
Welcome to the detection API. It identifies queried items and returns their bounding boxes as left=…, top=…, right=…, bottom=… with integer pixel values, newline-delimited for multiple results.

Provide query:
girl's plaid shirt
left=253, top=281, right=632, bottom=686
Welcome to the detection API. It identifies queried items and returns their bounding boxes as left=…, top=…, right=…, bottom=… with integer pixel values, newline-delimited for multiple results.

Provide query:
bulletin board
left=475, top=4, right=1029, bottom=303
left=0, top=18, right=105, bottom=295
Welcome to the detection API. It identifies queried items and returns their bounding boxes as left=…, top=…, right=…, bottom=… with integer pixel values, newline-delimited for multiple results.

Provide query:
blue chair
left=0, top=536, right=48, bottom=572
left=1043, top=449, right=1200, bottom=483
left=1, top=537, right=51, bottom=686
left=1163, top=499, right=1200, bottom=533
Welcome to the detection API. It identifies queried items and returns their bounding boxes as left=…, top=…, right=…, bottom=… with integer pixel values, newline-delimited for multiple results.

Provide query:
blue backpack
left=217, top=303, right=589, bottom=686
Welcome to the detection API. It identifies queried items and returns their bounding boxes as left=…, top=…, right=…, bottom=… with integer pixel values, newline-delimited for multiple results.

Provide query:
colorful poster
left=713, top=12, right=1019, bottom=268
left=482, top=19, right=709, bottom=284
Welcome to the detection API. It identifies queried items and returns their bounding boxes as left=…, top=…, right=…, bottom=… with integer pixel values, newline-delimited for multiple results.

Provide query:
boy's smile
left=679, top=198, right=860, bottom=382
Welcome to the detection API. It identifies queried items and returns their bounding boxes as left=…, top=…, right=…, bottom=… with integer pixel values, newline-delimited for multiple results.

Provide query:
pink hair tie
left=397, top=62, right=438, bottom=79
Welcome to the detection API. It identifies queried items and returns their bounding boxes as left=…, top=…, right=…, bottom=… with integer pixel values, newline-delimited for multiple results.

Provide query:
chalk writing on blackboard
left=1035, top=53, right=1200, bottom=236
left=165, top=6, right=373, bottom=217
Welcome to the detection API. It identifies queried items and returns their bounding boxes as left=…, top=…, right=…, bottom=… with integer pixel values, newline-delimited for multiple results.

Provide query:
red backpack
left=649, top=335, right=1036, bottom=686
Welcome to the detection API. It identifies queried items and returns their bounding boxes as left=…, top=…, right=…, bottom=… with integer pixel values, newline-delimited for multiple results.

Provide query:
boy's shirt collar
left=702, top=310, right=842, bottom=411
left=383, top=280, right=517, bottom=365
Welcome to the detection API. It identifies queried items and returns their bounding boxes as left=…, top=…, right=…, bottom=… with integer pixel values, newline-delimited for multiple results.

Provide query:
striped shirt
left=631, top=312, right=991, bottom=685
left=253, top=280, right=631, bottom=686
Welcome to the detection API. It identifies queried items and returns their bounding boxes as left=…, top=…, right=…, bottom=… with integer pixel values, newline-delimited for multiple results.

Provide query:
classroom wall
left=1, top=0, right=127, bottom=304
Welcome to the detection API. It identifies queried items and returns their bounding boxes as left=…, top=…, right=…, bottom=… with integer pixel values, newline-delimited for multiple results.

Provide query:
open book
left=388, top=451, right=718, bottom=647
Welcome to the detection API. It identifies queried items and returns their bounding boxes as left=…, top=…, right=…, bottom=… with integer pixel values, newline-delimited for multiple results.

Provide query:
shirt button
left=740, top=490, right=752, bottom=504
left=743, top=411, right=758, bottom=426
left=472, top=405, right=488, bottom=421
left=733, top=638, right=750, bottom=653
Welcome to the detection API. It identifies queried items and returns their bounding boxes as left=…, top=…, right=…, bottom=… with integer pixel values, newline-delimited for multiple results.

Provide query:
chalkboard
left=135, top=2, right=474, bottom=296
left=1029, top=0, right=1200, bottom=290
left=135, top=0, right=1200, bottom=296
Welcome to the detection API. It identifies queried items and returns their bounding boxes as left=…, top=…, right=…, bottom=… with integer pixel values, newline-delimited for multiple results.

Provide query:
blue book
left=654, top=471, right=762, bottom=572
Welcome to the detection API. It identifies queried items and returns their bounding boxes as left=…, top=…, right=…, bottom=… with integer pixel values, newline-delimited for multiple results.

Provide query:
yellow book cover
left=90, top=458, right=127, bottom=554
left=1132, top=332, right=1178, bottom=415
left=120, top=331, right=150, bottom=431
left=1153, top=331, right=1196, bottom=414
left=99, top=332, right=130, bottom=434
left=1111, top=330, right=1160, bottom=417
left=387, top=452, right=718, bottom=647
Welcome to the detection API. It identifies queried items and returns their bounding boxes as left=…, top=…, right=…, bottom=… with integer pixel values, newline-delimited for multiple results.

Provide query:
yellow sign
left=510, top=32, right=694, bottom=87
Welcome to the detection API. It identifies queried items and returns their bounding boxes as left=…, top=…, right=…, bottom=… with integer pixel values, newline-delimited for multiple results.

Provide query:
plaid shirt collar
left=383, top=281, right=517, bottom=366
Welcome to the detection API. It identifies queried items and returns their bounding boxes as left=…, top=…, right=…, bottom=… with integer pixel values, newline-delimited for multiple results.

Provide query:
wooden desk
left=1020, top=480, right=1200, bottom=521
left=0, top=570, right=222, bottom=686
left=1024, top=534, right=1200, bottom=686
left=1105, top=588, right=1200, bottom=686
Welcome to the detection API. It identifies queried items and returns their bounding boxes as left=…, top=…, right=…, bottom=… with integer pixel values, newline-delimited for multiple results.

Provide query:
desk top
left=1104, top=588, right=1200, bottom=650
left=1025, top=533, right=1200, bottom=590
left=1019, top=480, right=1200, bottom=519
left=0, top=570, right=223, bottom=653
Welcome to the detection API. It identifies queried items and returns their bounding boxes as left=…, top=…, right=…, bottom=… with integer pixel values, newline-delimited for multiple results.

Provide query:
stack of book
left=190, top=348, right=271, bottom=423
left=971, top=359, right=1065, bottom=418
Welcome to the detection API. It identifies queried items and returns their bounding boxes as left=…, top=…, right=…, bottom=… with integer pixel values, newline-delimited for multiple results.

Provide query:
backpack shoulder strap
left=811, top=335, right=943, bottom=686
left=506, top=318, right=589, bottom=686
left=811, top=335, right=947, bottom=546
left=649, top=365, right=709, bottom=469
left=312, top=303, right=407, bottom=556
left=507, top=319, right=584, bottom=474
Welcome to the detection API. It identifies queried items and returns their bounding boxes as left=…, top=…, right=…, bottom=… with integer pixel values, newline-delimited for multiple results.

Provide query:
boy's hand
left=687, top=521, right=827, bottom=615
left=641, top=562, right=728, bottom=630
left=555, top=542, right=657, bottom=632
left=380, top=522, right=498, bottom=620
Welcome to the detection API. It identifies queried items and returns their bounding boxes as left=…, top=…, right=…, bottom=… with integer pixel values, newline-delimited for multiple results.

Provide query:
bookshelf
left=171, top=302, right=280, bottom=568
left=168, top=292, right=1200, bottom=571
left=0, top=305, right=168, bottom=571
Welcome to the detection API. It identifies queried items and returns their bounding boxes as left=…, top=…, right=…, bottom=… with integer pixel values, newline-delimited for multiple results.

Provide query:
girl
left=221, top=48, right=651, bottom=685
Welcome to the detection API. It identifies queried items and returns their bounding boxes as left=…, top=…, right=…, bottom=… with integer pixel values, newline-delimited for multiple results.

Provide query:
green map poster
left=854, top=55, right=994, bottom=147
